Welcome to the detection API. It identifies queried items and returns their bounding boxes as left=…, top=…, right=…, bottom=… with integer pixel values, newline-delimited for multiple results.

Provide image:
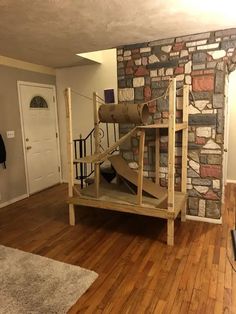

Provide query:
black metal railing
left=73, top=122, right=118, bottom=188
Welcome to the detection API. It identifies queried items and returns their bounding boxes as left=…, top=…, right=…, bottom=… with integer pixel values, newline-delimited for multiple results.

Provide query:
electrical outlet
left=6, top=131, right=15, bottom=138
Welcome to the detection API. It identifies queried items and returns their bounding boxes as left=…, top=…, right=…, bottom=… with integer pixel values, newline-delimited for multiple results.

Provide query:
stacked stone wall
left=117, top=28, right=236, bottom=219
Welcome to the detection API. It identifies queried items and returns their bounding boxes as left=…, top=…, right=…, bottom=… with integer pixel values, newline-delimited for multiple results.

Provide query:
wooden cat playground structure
left=65, top=78, right=189, bottom=245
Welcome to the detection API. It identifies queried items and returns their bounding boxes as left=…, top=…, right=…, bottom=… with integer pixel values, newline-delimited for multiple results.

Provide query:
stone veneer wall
left=117, top=28, right=236, bottom=219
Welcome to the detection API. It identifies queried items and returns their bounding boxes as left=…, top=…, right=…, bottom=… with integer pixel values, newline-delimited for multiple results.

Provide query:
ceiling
left=0, top=0, right=236, bottom=68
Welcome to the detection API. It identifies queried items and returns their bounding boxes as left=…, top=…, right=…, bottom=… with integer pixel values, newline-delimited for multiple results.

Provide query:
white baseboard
left=226, top=179, right=236, bottom=184
left=0, top=194, right=28, bottom=208
left=186, top=215, right=222, bottom=224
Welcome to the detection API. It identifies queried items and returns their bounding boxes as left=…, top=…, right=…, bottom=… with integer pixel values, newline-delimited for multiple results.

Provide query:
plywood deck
left=68, top=182, right=186, bottom=220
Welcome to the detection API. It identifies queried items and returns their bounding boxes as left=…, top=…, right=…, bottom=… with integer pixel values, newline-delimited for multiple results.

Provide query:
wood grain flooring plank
left=0, top=183, right=236, bottom=313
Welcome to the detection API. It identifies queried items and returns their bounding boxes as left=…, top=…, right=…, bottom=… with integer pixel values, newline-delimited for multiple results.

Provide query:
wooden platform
left=65, top=81, right=189, bottom=245
left=138, top=122, right=188, bottom=131
left=68, top=182, right=186, bottom=220
left=75, top=123, right=188, bottom=164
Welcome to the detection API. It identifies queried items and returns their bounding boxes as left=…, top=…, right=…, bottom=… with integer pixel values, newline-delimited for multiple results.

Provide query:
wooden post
left=65, top=87, right=75, bottom=226
left=167, top=219, right=174, bottom=247
left=181, top=85, right=189, bottom=222
left=155, top=129, right=160, bottom=186
left=93, top=92, right=100, bottom=198
left=137, top=130, right=145, bottom=205
left=167, top=78, right=176, bottom=246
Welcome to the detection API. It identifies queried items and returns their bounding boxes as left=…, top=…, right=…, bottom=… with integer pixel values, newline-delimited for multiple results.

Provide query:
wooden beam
left=167, top=78, right=176, bottom=211
left=137, top=130, right=145, bottom=205
left=167, top=219, right=174, bottom=246
left=69, top=196, right=174, bottom=219
left=65, top=87, right=75, bottom=225
left=155, top=128, right=160, bottom=186
left=181, top=85, right=189, bottom=222
left=138, top=123, right=186, bottom=130
left=167, top=78, right=176, bottom=245
left=93, top=92, right=100, bottom=198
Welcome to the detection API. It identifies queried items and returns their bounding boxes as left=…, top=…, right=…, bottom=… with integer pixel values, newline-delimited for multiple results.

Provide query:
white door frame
left=223, top=74, right=229, bottom=188
left=225, top=71, right=236, bottom=185
left=17, top=81, right=62, bottom=196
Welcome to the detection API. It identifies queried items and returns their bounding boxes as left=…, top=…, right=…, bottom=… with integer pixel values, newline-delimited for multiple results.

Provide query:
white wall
left=56, top=48, right=117, bottom=181
left=227, top=70, right=236, bottom=182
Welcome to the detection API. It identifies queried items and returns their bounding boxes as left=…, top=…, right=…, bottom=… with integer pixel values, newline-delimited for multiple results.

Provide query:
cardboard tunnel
left=98, top=103, right=149, bottom=124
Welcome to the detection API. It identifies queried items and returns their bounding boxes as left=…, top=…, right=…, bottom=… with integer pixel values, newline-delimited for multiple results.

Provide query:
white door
left=18, top=82, right=61, bottom=194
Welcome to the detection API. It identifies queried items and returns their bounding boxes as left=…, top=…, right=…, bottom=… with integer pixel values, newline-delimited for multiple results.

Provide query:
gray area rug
left=0, top=245, right=98, bottom=313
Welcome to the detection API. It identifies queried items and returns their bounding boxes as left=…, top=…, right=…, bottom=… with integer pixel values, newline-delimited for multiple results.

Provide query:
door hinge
left=53, top=96, right=55, bottom=102
left=58, top=166, right=60, bottom=172
left=56, top=132, right=58, bottom=138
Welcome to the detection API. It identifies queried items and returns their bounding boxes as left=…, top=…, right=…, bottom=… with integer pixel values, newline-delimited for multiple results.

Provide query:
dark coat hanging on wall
left=0, top=134, right=6, bottom=168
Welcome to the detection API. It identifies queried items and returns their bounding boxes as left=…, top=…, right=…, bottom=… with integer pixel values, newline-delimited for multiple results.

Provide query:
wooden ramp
left=109, top=154, right=167, bottom=200
left=75, top=127, right=138, bottom=164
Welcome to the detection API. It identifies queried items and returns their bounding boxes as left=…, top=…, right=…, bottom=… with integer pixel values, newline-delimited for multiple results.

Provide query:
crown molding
left=0, top=55, right=56, bottom=75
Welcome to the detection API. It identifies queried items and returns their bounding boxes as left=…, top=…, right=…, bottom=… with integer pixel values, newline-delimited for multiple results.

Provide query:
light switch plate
left=6, top=130, right=15, bottom=138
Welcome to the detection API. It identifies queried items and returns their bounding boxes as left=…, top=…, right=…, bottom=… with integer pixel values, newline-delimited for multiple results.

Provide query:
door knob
left=26, top=146, right=32, bottom=150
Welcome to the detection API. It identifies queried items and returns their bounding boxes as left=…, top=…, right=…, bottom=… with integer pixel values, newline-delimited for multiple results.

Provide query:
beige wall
left=56, top=49, right=117, bottom=181
left=227, top=70, right=236, bottom=182
left=0, top=65, right=55, bottom=206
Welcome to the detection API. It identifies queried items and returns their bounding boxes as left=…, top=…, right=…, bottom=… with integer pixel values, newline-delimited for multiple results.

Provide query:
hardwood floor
left=0, top=183, right=236, bottom=313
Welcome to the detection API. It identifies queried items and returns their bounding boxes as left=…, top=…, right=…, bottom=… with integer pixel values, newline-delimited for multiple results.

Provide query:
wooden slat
left=137, top=130, right=145, bottom=205
left=167, top=78, right=176, bottom=211
left=109, top=154, right=167, bottom=200
left=174, top=193, right=187, bottom=218
left=75, top=127, right=138, bottom=164
left=93, top=92, right=100, bottom=198
left=65, top=87, right=76, bottom=225
left=167, top=78, right=176, bottom=246
left=74, top=154, right=103, bottom=164
left=155, top=128, right=160, bottom=186
left=175, top=122, right=188, bottom=131
left=69, top=195, right=173, bottom=219
left=138, top=123, right=187, bottom=130
left=167, top=219, right=174, bottom=247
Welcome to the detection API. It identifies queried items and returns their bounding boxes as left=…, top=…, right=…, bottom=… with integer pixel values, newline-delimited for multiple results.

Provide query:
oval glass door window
left=30, top=96, right=48, bottom=109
